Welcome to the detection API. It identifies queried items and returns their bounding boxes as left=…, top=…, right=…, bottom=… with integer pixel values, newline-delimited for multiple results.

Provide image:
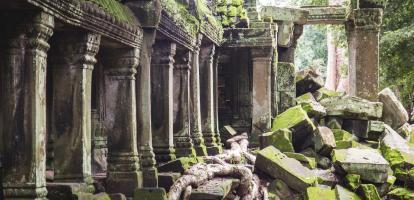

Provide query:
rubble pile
left=162, top=68, right=414, bottom=200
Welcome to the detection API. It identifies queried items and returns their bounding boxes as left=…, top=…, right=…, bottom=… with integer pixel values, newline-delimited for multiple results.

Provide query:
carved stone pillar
left=251, top=47, right=273, bottom=146
left=1, top=12, right=54, bottom=199
left=190, top=35, right=208, bottom=156
left=173, top=50, right=196, bottom=158
left=213, top=51, right=222, bottom=147
left=50, top=31, right=100, bottom=190
left=137, top=29, right=158, bottom=187
left=347, top=8, right=383, bottom=101
left=200, top=43, right=222, bottom=155
left=151, top=41, right=176, bottom=162
left=278, top=24, right=303, bottom=63
left=103, top=48, right=142, bottom=197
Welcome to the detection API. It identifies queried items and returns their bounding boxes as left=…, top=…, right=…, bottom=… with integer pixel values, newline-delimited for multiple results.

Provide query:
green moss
left=358, top=184, right=380, bottom=200
left=380, top=144, right=406, bottom=169
left=296, top=93, right=315, bottom=104
left=82, top=0, right=136, bottom=24
left=261, top=129, right=294, bottom=153
left=344, top=174, right=361, bottom=191
left=285, top=152, right=317, bottom=169
left=162, top=0, right=200, bottom=37
left=314, top=87, right=344, bottom=101
left=388, top=187, right=414, bottom=200
left=271, top=105, right=315, bottom=132
left=305, top=187, right=336, bottom=200
left=332, top=129, right=353, bottom=142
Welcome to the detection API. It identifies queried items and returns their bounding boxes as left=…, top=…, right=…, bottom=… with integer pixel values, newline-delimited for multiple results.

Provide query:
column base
left=2, top=185, right=47, bottom=200
left=141, top=168, right=158, bottom=188
left=193, top=145, right=208, bottom=156
left=106, top=171, right=143, bottom=197
left=133, top=187, right=167, bottom=200
left=139, top=145, right=158, bottom=187
left=175, top=147, right=196, bottom=158
left=153, top=146, right=176, bottom=163
left=46, top=182, right=94, bottom=200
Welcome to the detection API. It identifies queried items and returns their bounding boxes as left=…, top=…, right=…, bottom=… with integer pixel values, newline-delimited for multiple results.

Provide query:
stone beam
left=1, top=11, right=54, bottom=199
left=346, top=8, right=383, bottom=101
left=259, top=6, right=309, bottom=25
left=103, top=48, right=142, bottom=197
left=151, top=41, right=177, bottom=162
left=50, top=31, right=100, bottom=192
left=302, top=6, right=348, bottom=24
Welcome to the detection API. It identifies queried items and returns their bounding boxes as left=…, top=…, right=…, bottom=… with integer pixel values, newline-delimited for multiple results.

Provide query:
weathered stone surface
left=357, top=184, right=381, bottom=200
left=379, top=88, right=409, bottom=129
left=285, top=152, right=317, bottom=169
left=397, top=123, right=414, bottom=139
left=335, top=185, right=362, bottom=200
left=333, top=148, right=389, bottom=183
left=387, top=187, right=414, bottom=200
left=268, top=179, right=299, bottom=200
left=326, top=117, right=343, bottom=129
left=189, top=178, right=237, bottom=200
left=158, top=157, right=203, bottom=173
left=220, top=125, right=238, bottom=142
left=255, top=146, right=318, bottom=192
left=332, top=129, right=354, bottom=142
left=260, top=6, right=309, bottom=24
left=313, top=169, right=339, bottom=186
left=305, top=187, right=336, bottom=200
left=375, top=175, right=395, bottom=197
left=158, top=172, right=181, bottom=192
left=313, top=87, right=344, bottom=102
left=344, top=174, right=361, bottom=191
left=368, top=120, right=385, bottom=140
left=46, top=182, right=95, bottom=200
left=133, top=187, right=167, bottom=200
left=277, top=62, right=296, bottom=113
left=296, top=93, right=326, bottom=118
left=343, top=120, right=385, bottom=140
left=314, top=126, right=336, bottom=156
left=380, top=125, right=414, bottom=170
left=320, top=96, right=383, bottom=120
left=260, top=129, right=294, bottom=152
left=295, top=68, right=324, bottom=96
left=272, top=106, right=316, bottom=149
left=336, top=140, right=364, bottom=149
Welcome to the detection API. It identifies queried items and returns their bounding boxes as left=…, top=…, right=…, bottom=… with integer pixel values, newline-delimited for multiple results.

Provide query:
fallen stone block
left=158, top=172, right=181, bottom=192
left=320, top=96, right=383, bottom=120
left=397, top=123, right=414, bottom=139
left=260, top=129, right=294, bottom=152
left=279, top=91, right=296, bottom=113
left=272, top=105, right=316, bottom=149
left=313, top=87, right=344, bottom=102
left=332, top=129, right=354, bottom=142
left=158, top=157, right=203, bottom=174
left=133, top=187, right=167, bottom=200
left=379, top=88, right=409, bottom=129
left=357, top=184, right=381, bottom=200
left=313, top=169, right=339, bottom=187
left=333, top=148, right=389, bottom=183
left=220, top=125, right=238, bottom=143
left=344, top=174, right=361, bottom=191
left=380, top=125, right=414, bottom=170
left=387, top=187, right=414, bottom=200
left=335, top=140, right=365, bottom=149
left=189, top=178, right=237, bottom=200
left=295, top=67, right=324, bottom=96
left=296, top=93, right=326, bottom=118
left=335, top=185, right=362, bottom=200
left=268, top=179, right=300, bottom=200
left=305, top=187, right=336, bottom=200
left=375, top=175, right=396, bottom=197
left=314, top=126, right=336, bottom=156
left=342, top=120, right=385, bottom=140
left=285, top=152, right=317, bottom=169
left=325, top=117, right=343, bottom=129
left=368, top=120, right=385, bottom=140
left=255, top=146, right=318, bottom=192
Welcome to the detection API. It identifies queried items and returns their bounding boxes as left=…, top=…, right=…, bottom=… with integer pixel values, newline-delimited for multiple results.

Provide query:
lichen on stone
left=81, top=0, right=136, bottom=24
left=161, top=0, right=200, bottom=37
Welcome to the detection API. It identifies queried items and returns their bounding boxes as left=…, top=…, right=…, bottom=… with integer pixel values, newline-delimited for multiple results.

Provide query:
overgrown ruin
left=1, top=0, right=413, bottom=199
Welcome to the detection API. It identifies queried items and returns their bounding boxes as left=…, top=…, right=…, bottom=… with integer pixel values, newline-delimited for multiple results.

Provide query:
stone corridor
left=1, top=0, right=408, bottom=200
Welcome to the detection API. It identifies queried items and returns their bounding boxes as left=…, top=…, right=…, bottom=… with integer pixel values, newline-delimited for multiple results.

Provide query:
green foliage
left=296, top=25, right=328, bottom=70
left=162, top=0, right=200, bottom=37
left=82, top=0, right=136, bottom=24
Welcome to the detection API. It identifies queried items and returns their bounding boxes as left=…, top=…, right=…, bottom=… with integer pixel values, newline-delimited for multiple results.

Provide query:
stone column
left=137, top=29, right=158, bottom=187
left=199, top=43, right=222, bottom=155
left=173, top=50, right=196, bottom=158
left=151, top=41, right=176, bottom=162
left=213, top=51, right=222, bottom=147
left=278, top=24, right=303, bottom=63
left=251, top=47, right=273, bottom=146
left=271, top=49, right=279, bottom=118
left=347, top=8, right=383, bottom=101
left=1, top=12, right=54, bottom=199
left=103, top=48, right=142, bottom=197
left=50, top=31, right=100, bottom=190
left=190, top=35, right=208, bottom=156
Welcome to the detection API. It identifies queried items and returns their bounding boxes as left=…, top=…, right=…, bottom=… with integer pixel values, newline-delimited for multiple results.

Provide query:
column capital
left=174, top=49, right=192, bottom=70
left=251, top=47, right=273, bottom=62
left=152, top=41, right=176, bottom=65
left=199, top=43, right=215, bottom=61
left=26, top=12, right=54, bottom=53
left=354, top=8, right=383, bottom=31
left=104, top=48, right=139, bottom=79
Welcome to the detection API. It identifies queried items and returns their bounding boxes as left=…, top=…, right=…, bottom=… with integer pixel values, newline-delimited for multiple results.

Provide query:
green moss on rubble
left=162, top=0, right=200, bottom=37
left=388, top=187, right=414, bottom=200
left=314, top=87, right=344, bottom=101
left=82, top=0, right=136, bottom=24
left=271, top=105, right=315, bottom=132
left=344, top=174, right=361, bottom=191
left=305, top=187, right=336, bottom=200
left=380, top=144, right=406, bottom=169
left=284, top=152, right=316, bottom=169
left=332, top=129, right=353, bottom=142
left=358, top=184, right=381, bottom=200
left=261, top=129, right=294, bottom=153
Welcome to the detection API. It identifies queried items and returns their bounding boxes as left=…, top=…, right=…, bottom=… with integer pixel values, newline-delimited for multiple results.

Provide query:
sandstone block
left=189, top=178, right=237, bottom=200
left=260, top=129, right=294, bottom=152
left=357, top=184, right=381, bottom=200
left=220, top=125, right=238, bottom=142
left=335, top=185, right=362, bottom=200
left=313, top=87, right=344, bottom=102
left=296, top=93, right=326, bottom=118
left=379, top=88, right=409, bottom=129
left=380, top=125, right=414, bottom=170
left=320, top=96, right=383, bottom=120
left=295, top=68, right=324, bottom=96
left=305, top=187, right=336, bottom=200
left=314, top=126, right=336, bottom=156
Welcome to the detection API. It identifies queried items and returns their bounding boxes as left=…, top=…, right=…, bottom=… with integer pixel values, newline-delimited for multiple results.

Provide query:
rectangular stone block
left=220, top=125, right=238, bottom=142
left=255, top=146, right=318, bottom=192
left=296, top=93, right=326, bottom=118
left=379, top=88, right=409, bottom=129
left=380, top=124, right=414, bottom=169
left=295, top=68, right=324, bottom=96
left=333, top=148, right=389, bottom=183
left=320, top=96, right=383, bottom=120
left=314, top=126, right=336, bottom=156
left=260, top=129, right=294, bottom=152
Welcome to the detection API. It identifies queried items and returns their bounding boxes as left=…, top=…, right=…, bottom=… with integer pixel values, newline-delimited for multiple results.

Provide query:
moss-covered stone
left=161, top=0, right=200, bottom=37
left=260, top=129, right=295, bottom=152
left=82, top=0, right=136, bottom=24
left=387, top=187, right=414, bottom=200
left=320, top=96, right=383, bottom=120
left=357, top=184, right=381, bottom=200
left=336, top=140, right=363, bottom=149
left=335, top=185, right=362, bottom=200
left=158, top=157, right=204, bottom=173
left=284, top=152, right=317, bottom=169
left=332, top=129, right=353, bottom=142
left=133, top=187, right=167, bottom=200
left=305, top=187, right=336, bottom=200
left=344, top=174, right=361, bottom=191
left=313, top=87, right=344, bottom=102
left=376, top=175, right=396, bottom=196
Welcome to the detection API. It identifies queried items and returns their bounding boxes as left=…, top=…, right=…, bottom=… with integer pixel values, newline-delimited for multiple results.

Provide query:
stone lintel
left=259, top=6, right=309, bottom=25
left=302, top=6, right=348, bottom=24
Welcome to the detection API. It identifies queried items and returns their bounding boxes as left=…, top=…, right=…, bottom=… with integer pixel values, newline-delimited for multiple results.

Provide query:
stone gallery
left=1, top=0, right=413, bottom=199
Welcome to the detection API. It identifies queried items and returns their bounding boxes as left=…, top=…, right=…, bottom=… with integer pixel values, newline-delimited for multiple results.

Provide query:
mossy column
left=1, top=11, right=54, bottom=199
left=151, top=41, right=176, bottom=162
left=251, top=47, right=273, bottom=145
left=50, top=31, right=100, bottom=189
left=103, top=48, right=142, bottom=197
left=199, top=43, right=222, bottom=155
left=137, top=29, right=158, bottom=187
left=346, top=8, right=383, bottom=101
left=190, top=34, right=208, bottom=156
left=173, top=49, right=196, bottom=158
left=277, top=62, right=296, bottom=113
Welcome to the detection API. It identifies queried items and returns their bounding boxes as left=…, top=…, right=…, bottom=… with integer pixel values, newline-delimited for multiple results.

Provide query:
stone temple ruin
left=1, top=0, right=414, bottom=199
